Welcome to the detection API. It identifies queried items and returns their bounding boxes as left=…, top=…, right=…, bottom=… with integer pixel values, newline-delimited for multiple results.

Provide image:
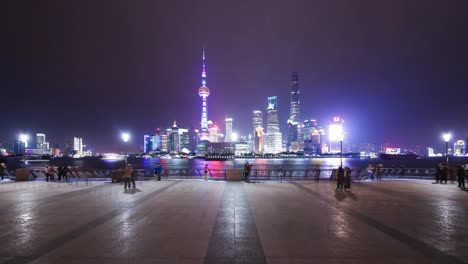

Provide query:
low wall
left=226, top=169, right=243, bottom=181
left=15, top=169, right=30, bottom=181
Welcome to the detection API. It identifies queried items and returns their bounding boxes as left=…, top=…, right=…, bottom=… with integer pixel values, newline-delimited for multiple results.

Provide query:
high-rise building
left=304, top=120, right=325, bottom=155
left=454, top=140, right=466, bottom=155
left=198, top=49, right=210, bottom=141
left=189, top=127, right=198, bottom=153
left=253, top=110, right=264, bottom=153
left=178, top=128, right=190, bottom=153
left=13, top=140, right=25, bottom=155
left=36, top=133, right=49, bottom=150
left=225, top=118, right=233, bottom=142
left=265, top=96, right=282, bottom=153
left=328, top=117, right=344, bottom=153
left=73, top=137, right=83, bottom=157
left=208, top=121, right=219, bottom=143
left=288, top=72, right=301, bottom=124
left=144, top=134, right=162, bottom=153
left=161, top=133, right=168, bottom=152
left=287, top=72, right=301, bottom=150
left=169, top=121, right=180, bottom=153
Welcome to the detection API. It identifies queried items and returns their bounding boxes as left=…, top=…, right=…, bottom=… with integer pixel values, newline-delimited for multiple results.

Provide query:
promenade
left=0, top=179, right=467, bottom=264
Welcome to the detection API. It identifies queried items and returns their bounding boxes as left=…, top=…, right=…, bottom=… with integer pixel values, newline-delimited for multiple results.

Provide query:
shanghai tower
left=287, top=72, right=300, bottom=149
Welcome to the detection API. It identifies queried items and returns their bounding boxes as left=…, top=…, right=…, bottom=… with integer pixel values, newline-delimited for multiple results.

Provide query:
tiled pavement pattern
left=0, top=179, right=468, bottom=263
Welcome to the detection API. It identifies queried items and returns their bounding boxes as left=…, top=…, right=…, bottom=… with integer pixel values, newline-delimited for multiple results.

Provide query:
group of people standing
left=435, top=163, right=467, bottom=189
left=367, top=164, right=383, bottom=180
left=44, top=164, right=72, bottom=182
left=336, top=166, right=352, bottom=190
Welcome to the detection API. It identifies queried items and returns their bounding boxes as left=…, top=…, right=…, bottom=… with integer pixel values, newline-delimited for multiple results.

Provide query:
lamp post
left=443, top=133, right=451, bottom=166
left=121, top=132, right=130, bottom=167
left=340, top=139, right=343, bottom=168
left=19, top=134, right=29, bottom=165
left=329, top=124, right=344, bottom=168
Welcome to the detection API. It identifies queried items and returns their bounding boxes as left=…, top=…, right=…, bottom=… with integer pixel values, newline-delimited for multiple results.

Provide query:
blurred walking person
left=376, top=164, right=383, bottom=180
left=153, top=163, right=163, bottom=181
left=367, top=164, right=375, bottom=181
left=0, top=163, right=6, bottom=180
left=457, top=164, right=466, bottom=189
left=435, top=163, right=442, bottom=183
left=243, top=162, right=251, bottom=182
left=45, top=164, right=56, bottom=182
left=123, top=165, right=133, bottom=190
left=336, top=167, right=344, bottom=190
left=204, top=164, right=209, bottom=181
left=442, top=165, right=448, bottom=184
left=344, top=167, right=352, bottom=189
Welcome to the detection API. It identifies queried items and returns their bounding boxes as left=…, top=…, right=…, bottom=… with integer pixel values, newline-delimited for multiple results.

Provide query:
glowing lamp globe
left=198, top=85, right=210, bottom=97
left=121, top=132, right=130, bottom=143
left=442, top=133, right=451, bottom=142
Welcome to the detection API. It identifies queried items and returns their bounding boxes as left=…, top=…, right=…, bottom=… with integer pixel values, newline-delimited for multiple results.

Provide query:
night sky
left=2, top=0, right=468, bottom=152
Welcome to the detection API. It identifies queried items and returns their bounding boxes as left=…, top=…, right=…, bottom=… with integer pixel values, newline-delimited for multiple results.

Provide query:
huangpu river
left=18, top=156, right=468, bottom=171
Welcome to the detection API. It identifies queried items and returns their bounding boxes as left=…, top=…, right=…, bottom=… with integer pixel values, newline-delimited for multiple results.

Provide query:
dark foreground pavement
left=0, top=179, right=467, bottom=264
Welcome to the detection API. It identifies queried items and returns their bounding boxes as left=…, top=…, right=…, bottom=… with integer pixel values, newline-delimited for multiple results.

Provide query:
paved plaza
left=0, top=179, right=467, bottom=264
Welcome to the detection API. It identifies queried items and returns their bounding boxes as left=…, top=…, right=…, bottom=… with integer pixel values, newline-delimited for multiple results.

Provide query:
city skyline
left=2, top=1, right=467, bottom=152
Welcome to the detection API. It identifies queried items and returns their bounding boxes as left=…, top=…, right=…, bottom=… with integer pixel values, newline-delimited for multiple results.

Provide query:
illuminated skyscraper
left=208, top=121, right=219, bottom=143
left=287, top=72, right=301, bottom=150
left=36, top=133, right=49, bottom=150
left=225, top=118, right=233, bottom=142
left=328, top=116, right=344, bottom=153
left=169, top=121, right=180, bottom=153
left=73, top=137, right=83, bottom=157
left=253, top=110, right=264, bottom=153
left=198, top=49, right=210, bottom=141
left=288, top=72, right=300, bottom=124
left=265, top=96, right=282, bottom=153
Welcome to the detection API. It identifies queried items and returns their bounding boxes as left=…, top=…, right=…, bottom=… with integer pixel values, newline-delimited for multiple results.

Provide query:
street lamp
left=442, top=133, right=452, bottom=166
left=19, top=134, right=29, bottom=164
left=121, top=132, right=130, bottom=166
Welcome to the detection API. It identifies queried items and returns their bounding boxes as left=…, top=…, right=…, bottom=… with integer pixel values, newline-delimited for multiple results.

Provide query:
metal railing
left=1, top=166, right=450, bottom=182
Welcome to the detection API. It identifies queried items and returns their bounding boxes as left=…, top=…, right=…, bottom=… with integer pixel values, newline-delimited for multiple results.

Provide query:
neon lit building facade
left=287, top=72, right=301, bottom=150
left=253, top=110, right=264, bottom=153
left=225, top=118, right=233, bottom=142
left=265, top=96, right=282, bottom=153
left=198, top=49, right=210, bottom=141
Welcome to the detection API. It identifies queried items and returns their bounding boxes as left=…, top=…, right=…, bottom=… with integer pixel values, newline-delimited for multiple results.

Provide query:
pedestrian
left=442, top=165, right=448, bottom=184
left=435, top=163, right=442, bottom=183
left=57, top=165, right=63, bottom=182
left=154, top=163, right=163, bottom=181
left=457, top=164, right=466, bottom=189
left=204, top=164, right=209, bottom=181
left=130, top=166, right=136, bottom=188
left=344, top=167, right=352, bottom=189
left=62, top=165, right=70, bottom=182
left=123, top=165, right=133, bottom=190
left=376, top=164, right=383, bottom=180
left=45, top=165, right=56, bottom=182
left=243, top=162, right=251, bottom=182
left=0, top=163, right=6, bottom=181
left=336, top=167, right=344, bottom=190
left=368, top=164, right=374, bottom=181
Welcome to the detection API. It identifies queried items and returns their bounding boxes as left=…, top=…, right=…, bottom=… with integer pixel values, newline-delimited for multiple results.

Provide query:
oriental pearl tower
left=198, top=49, right=210, bottom=141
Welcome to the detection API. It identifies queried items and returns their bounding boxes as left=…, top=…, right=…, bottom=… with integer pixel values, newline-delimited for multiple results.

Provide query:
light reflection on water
left=25, top=156, right=466, bottom=171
